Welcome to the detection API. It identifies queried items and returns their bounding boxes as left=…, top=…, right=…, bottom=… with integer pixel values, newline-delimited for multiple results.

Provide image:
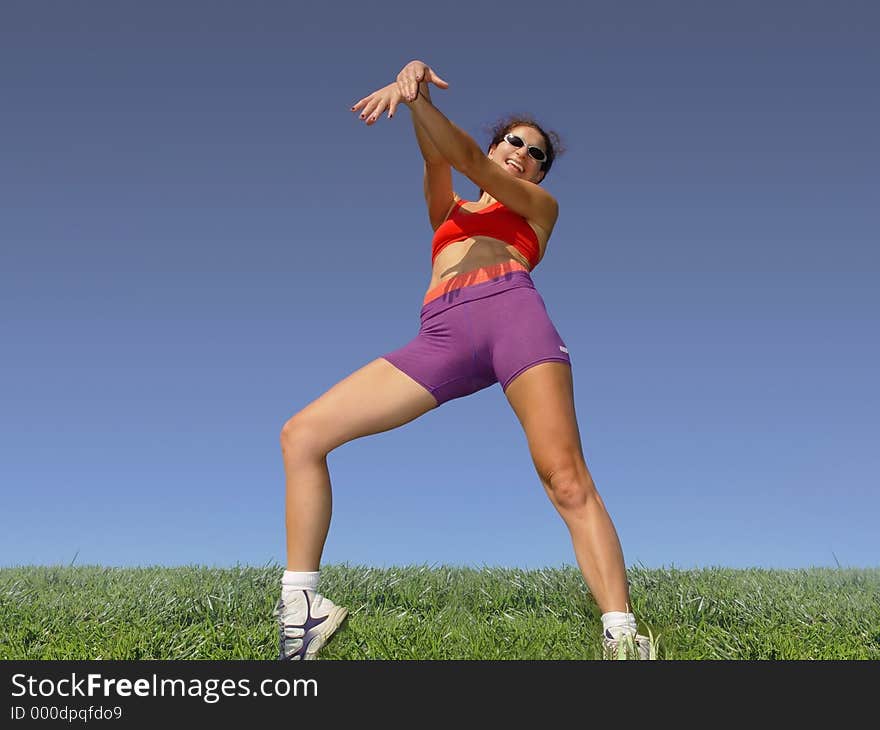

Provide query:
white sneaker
left=274, top=589, right=348, bottom=660
left=602, top=629, right=654, bottom=660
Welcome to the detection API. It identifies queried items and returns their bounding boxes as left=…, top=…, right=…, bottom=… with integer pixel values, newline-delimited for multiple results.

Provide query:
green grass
left=1, top=564, right=878, bottom=659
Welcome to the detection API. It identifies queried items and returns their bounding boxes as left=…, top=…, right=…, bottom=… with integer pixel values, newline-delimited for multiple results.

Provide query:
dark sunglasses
left=503, top=133, right=547, bottom=163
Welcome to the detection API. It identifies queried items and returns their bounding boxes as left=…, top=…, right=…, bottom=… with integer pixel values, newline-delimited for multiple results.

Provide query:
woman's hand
left=396, top=59, right=449, bottom=102
left=350, top=82, right=405, bottom=126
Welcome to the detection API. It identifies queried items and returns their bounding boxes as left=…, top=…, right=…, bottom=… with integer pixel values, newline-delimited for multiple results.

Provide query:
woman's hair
left=482, top=113, right=565, bottom=175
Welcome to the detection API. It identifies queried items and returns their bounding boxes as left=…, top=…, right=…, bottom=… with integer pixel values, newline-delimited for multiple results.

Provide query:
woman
left=275, top=60, right=651, bottom=660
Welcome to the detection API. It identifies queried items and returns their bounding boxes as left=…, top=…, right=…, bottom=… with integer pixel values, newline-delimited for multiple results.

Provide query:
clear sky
left=2, top=1, right=877, bottom=571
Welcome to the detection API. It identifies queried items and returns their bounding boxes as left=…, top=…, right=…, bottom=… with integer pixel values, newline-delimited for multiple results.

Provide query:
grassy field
left=1, top=564, right=877, bottom=660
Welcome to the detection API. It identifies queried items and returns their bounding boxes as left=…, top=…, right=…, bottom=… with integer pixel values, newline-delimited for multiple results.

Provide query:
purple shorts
left=382, top=267, right=571, bottom=405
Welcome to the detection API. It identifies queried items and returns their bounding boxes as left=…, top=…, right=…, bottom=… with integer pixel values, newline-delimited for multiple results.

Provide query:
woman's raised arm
left=350, top=61, right=457, bottom=229
left=402, top=74, right=557, bottom=231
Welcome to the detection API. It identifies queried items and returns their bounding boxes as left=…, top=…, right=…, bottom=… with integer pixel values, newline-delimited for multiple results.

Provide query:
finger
left=351, top=95, right=373, bottom=112
left=428, top=69, right=450, bottom=88
left=365, top=99, right=387, bottom=125
left=359, top=98, right=379, bottom=121
left=389, top=85, right=404, bottom=114
left=400, top=74, right=414, bottom=101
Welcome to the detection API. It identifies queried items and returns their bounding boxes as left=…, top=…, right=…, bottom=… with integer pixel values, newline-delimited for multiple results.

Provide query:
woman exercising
left=274, top=60, right=651, bottom=660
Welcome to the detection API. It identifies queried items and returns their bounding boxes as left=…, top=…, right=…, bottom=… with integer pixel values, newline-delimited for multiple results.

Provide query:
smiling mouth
left=505, top=160, right=524, bottom=172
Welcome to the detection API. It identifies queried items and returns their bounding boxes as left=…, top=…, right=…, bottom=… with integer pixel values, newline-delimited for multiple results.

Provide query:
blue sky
left=1, top=1, right=877, bottom=571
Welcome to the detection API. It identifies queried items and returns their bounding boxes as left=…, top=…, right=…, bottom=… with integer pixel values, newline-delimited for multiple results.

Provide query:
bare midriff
left=425, top=236, right=541, bottom=293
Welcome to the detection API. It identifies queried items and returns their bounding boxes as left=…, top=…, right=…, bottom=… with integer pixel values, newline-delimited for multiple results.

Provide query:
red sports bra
left=430, top=199, right=541, bottom=269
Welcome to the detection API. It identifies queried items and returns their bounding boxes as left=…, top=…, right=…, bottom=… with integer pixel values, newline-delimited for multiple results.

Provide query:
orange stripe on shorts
left=423, top=260, right=530, bottom=306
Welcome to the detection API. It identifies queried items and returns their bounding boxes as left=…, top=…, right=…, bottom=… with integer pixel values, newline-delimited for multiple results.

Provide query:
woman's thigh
left=283, top=357, right=438, bottom=456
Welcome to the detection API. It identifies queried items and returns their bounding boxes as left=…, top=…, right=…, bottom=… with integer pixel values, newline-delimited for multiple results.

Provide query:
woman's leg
left=280, top=357, right=438, bottom=571
left=503, top=361, right=632, bottom=614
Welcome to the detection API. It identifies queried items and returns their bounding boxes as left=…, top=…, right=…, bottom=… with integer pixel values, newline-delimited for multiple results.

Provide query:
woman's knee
left=543, top=459, right=597, bottom=512
left=280, top=413, right=327, bottom=461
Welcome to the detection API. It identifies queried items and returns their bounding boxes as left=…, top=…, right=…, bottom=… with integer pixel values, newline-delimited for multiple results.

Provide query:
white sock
left=601, top=611, right=638, bottom=639
left=281, top=570, right=320, bottom=594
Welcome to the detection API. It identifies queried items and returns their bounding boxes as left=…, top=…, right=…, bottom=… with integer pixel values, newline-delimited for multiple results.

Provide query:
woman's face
left=488, top=125, right=547, bottom=185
